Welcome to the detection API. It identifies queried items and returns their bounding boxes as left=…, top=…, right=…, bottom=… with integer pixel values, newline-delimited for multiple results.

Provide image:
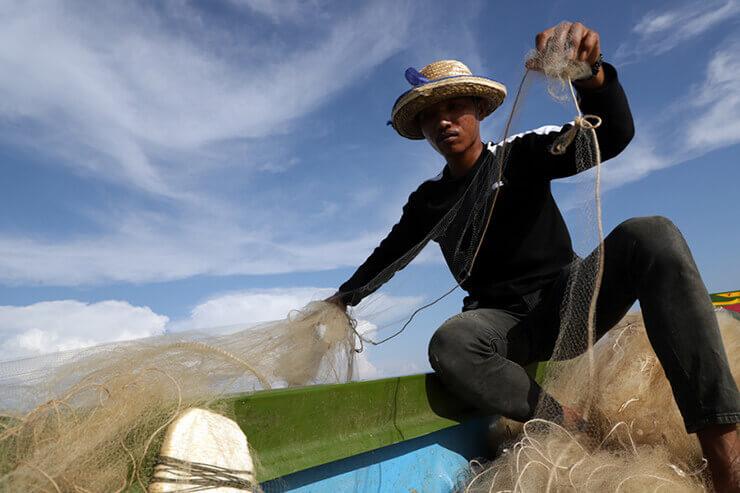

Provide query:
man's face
left=418, top=97, right=481, bottom=158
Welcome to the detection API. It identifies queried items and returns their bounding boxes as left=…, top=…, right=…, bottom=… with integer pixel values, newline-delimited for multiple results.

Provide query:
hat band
left=391, top=74, right=502, bottom=115
left=404, top=70, right=489, bottom=89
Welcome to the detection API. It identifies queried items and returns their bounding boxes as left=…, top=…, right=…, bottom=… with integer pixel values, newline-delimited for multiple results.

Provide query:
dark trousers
left=428, top=216, right=740, bottom=433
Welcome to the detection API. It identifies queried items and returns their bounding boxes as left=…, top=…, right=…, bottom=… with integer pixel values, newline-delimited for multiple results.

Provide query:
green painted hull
left=229, top=373, right=482, bottom=483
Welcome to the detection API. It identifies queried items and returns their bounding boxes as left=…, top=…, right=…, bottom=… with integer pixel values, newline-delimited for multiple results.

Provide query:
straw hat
left=390, top=59, right=507, bottom=140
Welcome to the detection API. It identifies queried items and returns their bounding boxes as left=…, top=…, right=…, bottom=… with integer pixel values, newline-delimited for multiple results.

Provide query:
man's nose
left=436, top=114, right=453, bottom=129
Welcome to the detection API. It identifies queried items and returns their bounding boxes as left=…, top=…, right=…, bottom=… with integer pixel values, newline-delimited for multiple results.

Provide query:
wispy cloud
left=0, top=0, right=456, bottom=286
left=685, top=39, right=740, bottom=150
left=0, top=1, right=490, bottom=287
left=0, top=222, right=383, bottom=285
left=0, top=1, right=410, bottom=196
left=615, top=0, right=740, bottom=63
left=231, top=0, right=328, bottom=24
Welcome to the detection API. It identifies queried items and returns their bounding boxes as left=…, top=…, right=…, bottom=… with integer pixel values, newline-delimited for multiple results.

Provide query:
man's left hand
left=534, top=21, right=605, bottom=89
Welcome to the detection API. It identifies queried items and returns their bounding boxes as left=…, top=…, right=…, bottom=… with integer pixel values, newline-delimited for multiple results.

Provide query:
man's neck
left=446, top=140, right=484, bottom=178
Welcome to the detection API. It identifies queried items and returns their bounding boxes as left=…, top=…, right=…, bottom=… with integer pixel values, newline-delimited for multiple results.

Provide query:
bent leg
left=428, top=308, right=543, bottom=421
left=560, top=216, right=740, bottom=432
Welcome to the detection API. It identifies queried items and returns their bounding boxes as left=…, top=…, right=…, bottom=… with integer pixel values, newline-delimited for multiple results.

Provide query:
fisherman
left=328, top=22, right=739, bottom=490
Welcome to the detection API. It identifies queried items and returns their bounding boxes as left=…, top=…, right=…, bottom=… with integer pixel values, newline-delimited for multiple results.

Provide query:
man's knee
left=615, top=215, right=680, bottom=242
left=429, top=317, right=463, bottom=372
left=616, top=216, right=688, bottom=256
left=428, top=311, right=486, bottom=373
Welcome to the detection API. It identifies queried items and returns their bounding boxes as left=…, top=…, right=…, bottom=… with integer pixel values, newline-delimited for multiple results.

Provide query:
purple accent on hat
left=404, top=67, right=430, bottom=87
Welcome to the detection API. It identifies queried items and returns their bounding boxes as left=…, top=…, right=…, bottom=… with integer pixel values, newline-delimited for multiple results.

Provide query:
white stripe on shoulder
left=428, top=123, right=570, bottom=181
left=487, top=123, right=570, bottom=152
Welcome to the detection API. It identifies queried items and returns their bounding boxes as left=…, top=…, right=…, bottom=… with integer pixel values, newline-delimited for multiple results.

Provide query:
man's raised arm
left=505, top=22, right=635, bottom=182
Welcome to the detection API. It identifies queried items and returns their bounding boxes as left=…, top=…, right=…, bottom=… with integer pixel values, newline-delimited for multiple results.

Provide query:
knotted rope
left=550, top=114, right=602, bottom=155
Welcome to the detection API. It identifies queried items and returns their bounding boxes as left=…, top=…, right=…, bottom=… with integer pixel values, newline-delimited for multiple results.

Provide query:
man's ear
left=473, top=97, right=484, bottom=121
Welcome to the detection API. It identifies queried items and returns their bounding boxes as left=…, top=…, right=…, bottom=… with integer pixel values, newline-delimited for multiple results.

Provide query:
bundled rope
left=151, top=456, right=254, bottom=492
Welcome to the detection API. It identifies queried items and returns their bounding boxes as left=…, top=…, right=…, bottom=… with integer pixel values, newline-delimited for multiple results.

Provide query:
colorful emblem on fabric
left=711, top=290, right=740, bottom=313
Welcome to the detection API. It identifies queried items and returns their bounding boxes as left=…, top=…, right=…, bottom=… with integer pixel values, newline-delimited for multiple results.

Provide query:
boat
left=191, top=290, right=739, bottom=492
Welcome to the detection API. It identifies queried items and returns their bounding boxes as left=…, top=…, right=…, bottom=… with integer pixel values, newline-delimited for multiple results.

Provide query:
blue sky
left=0, top=0, right=738, bottom=377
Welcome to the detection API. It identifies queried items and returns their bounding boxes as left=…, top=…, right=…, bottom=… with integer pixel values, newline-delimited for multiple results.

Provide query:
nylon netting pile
left=0, top=302, right=354, bottom=491
left=465, top=310, right=740, bottom=492
left=0, top=21, right=736, bottom=492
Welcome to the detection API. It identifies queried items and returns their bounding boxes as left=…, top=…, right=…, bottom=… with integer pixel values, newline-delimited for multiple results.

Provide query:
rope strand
left=150, top=455, right=254, bottom=492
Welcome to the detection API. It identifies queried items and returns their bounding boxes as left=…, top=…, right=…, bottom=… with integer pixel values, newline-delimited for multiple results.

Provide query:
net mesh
left=0, top=21, right=734, bottom=492
left=465, top=309, right=739, bottom=492
left=0, top=301, right=354, bottom=491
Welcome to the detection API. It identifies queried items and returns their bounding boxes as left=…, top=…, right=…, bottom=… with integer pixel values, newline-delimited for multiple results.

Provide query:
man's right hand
left=324, top=293, right=348, bottom=311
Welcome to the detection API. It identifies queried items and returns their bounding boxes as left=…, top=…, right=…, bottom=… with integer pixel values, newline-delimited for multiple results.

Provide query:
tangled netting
left=461, top=23, right=739, bottom=492
left=0, top=301, right=354, bottom=491
left=466, top=309, right=739, bottom=492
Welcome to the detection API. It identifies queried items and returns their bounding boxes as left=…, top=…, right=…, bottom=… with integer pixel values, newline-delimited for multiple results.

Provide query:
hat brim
left=391, top=76, right=507, bottom=140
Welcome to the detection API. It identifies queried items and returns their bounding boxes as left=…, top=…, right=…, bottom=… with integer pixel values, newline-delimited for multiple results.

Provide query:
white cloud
left=615, top=0, right=740, bottom=62
left=0, top=300, right=167, bottom=361
left=0, top=1, right=411, bottom=196
left=0, top=288, right=425, bottom=383
left=182, top=287, right=335, bottom=329
left=353, top=350, right=380, bottom=380
left=0, top=1, right=430, bottom=287
left=171, top=287, right=426, bottom=380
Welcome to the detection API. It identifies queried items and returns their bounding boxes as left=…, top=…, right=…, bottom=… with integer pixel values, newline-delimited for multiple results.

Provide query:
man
left=328, top=22, right=739, bottom=490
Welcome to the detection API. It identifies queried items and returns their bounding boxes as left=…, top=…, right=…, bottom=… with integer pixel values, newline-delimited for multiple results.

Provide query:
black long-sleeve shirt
left=339, top=63, right=634, bottom=310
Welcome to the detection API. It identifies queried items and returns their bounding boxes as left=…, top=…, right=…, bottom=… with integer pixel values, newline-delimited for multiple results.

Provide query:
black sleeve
left=503, top=63, right=635, bottom=182
left=337, top=190, right=428, bottom=306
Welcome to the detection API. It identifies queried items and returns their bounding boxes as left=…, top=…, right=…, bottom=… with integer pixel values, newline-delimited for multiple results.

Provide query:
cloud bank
left=0, top=300, right=167, bottom=360
left=0, top=287, right=425, bottom=379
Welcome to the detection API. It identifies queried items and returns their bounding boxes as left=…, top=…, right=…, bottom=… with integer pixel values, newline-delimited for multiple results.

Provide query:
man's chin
left=438, top=141, right=468, bottom=157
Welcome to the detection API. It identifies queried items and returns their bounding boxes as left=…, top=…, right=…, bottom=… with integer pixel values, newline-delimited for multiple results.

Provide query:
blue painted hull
left=261, top=418, right=489, bottom=492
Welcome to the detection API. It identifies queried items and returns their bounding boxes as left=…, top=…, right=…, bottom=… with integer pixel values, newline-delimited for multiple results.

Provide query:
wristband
left=580, top=53, right=604, bottom=80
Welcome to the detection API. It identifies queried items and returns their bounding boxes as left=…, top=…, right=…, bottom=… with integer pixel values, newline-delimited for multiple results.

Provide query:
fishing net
left=466, top=309, right=740, bottom=492
left=0, top=20, right=734, bottom=493
left=0, top=301, right=354, bottom=491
